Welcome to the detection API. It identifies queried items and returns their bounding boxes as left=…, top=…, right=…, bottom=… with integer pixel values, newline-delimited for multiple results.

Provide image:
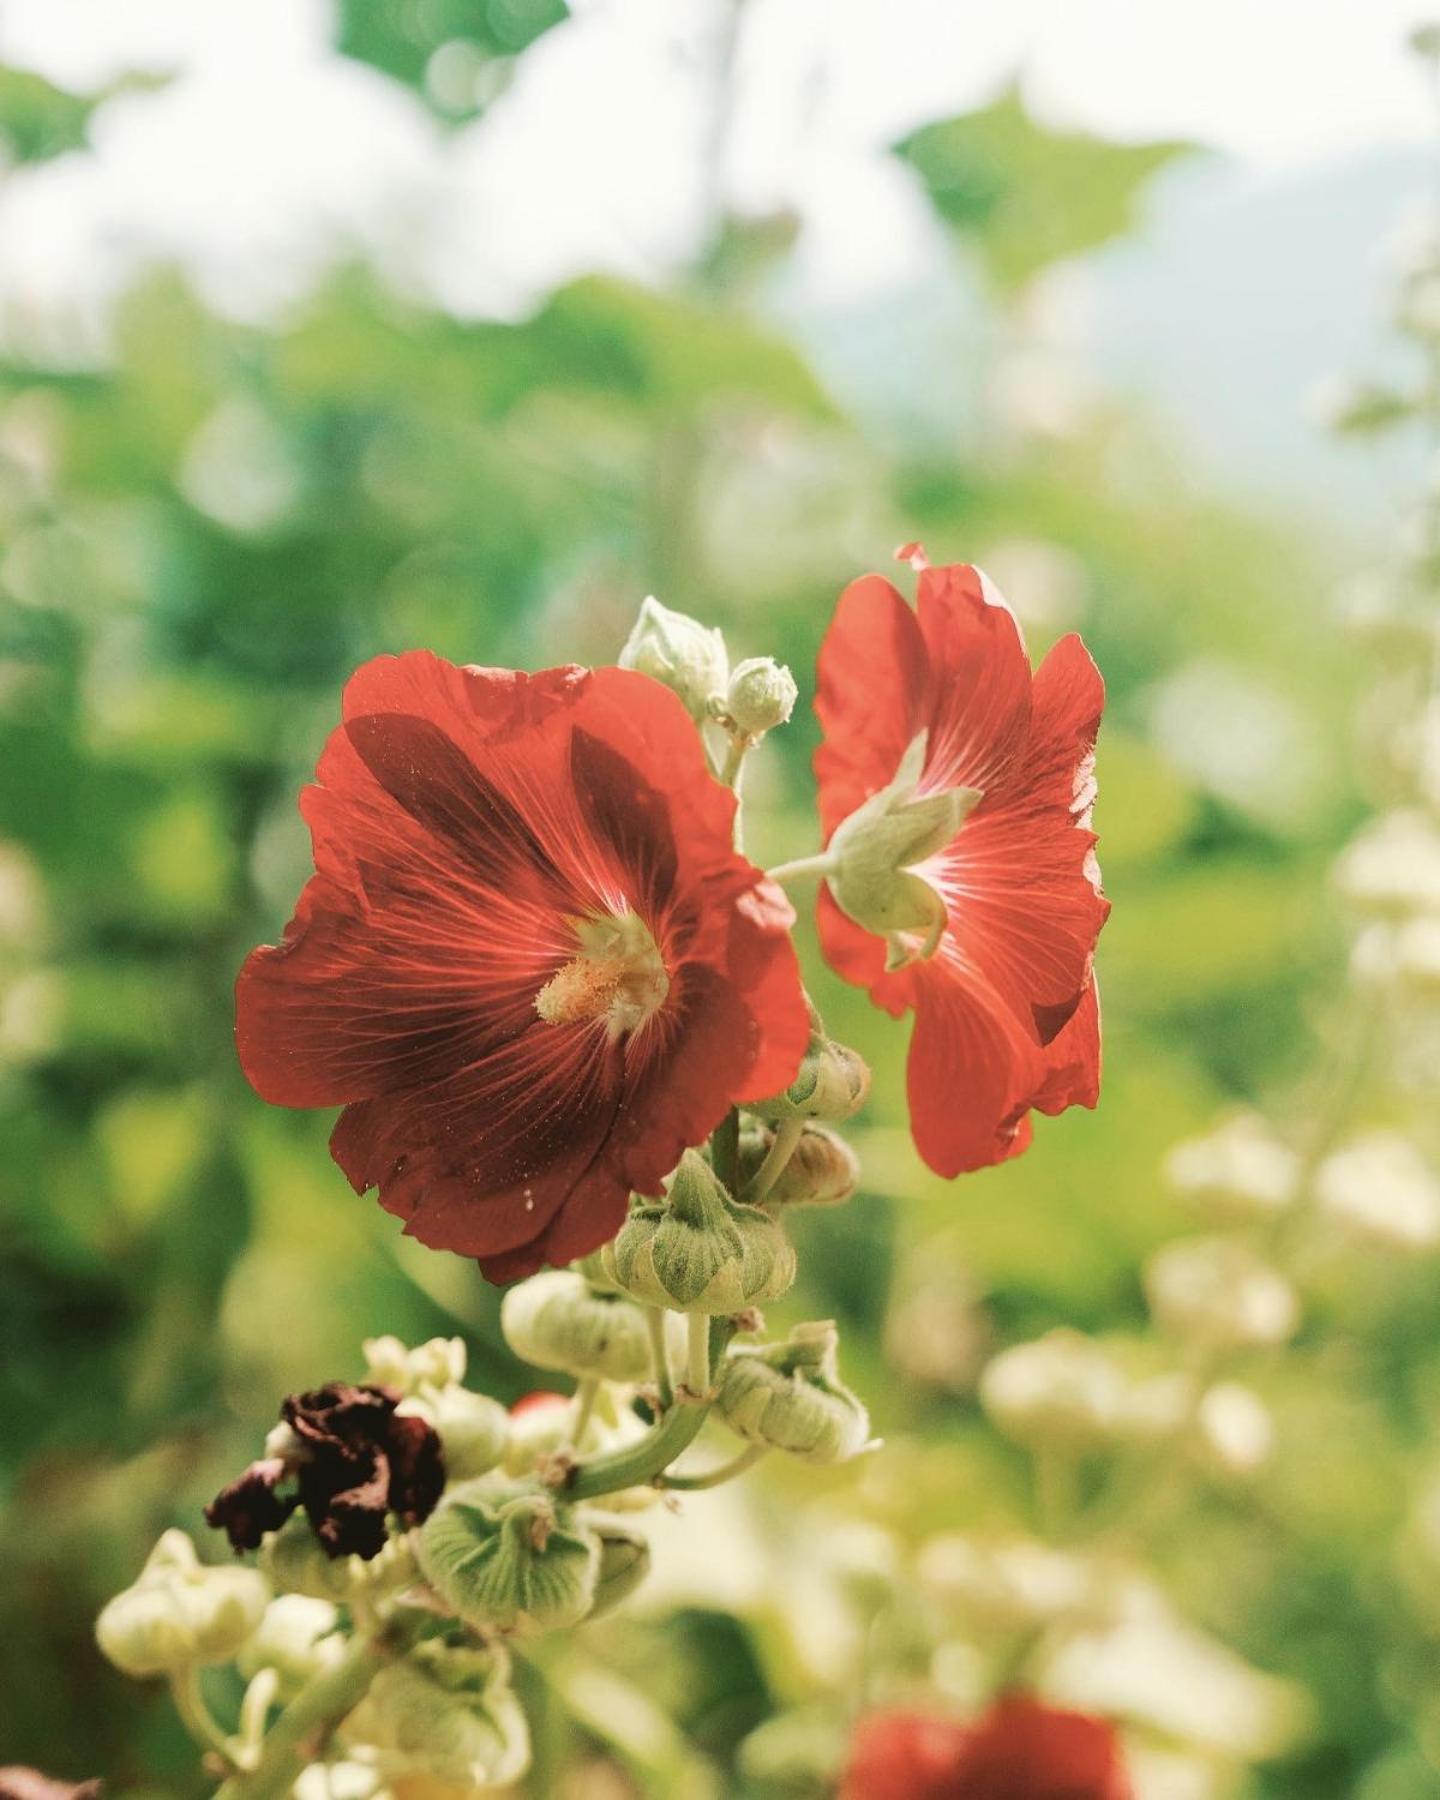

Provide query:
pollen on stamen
left=534, top=957, right=623, bottom=1027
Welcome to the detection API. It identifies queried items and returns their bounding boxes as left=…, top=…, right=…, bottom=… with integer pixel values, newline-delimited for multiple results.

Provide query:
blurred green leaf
left=335, top=0, right=568, bottom=123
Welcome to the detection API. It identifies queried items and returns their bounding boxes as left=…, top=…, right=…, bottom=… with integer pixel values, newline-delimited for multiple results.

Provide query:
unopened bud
left=716, top=1321, right=870, bottom=1464
left=748, top=1000, right=870, bottom=1124
left=825, top=733, right=977, bottom=970
left=361, top=1334, right=466, bottom=1395
left=260, top=1511, right=417, bottom=1606
left=343, top=1640, right=530, bottom=1787
left=978, top=1330, right=1126, bottom=1452
left=237, top=1594, right=343, bottom=1699
left=739, top=1121, right=860, bottom=1208
left=418, top=1482, right=599, bottom=1634
left=500, top=1271, right=655, bottom=1384
left=603, top=1150, right=796, bottom=1313
left=1144, top=1238, right=1298, bottom=1349
left=1315, top=1132, right=1440, bottom=1252
left=618, top=596, right=728, bottom=723
left=726, top=656, right=798, bottom=738
left=585, top=1518, right=653, bottom=1617
left=1164, top=1113, right=1298, bottom=1225
left=398, top=1384, right=509, bottom=1482
left=96, top=1530, right=268, bottom=1678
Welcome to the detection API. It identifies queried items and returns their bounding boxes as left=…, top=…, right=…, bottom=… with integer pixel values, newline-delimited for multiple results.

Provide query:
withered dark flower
left=0, top=1771, right=101, bottom=1800
left=205, top=1382, right=444, bottom=1561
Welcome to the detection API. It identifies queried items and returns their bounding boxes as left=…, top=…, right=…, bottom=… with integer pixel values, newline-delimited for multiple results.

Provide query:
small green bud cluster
left=715, top=1321, right=871, bottom=1465
left=95, top=1529, right=268, bottom=1678
left=365, top=1332, right=509, bottom=1480
left=747, top=999, right=870, bottom=1126
left=343, top=1638, right=530, bottom=1788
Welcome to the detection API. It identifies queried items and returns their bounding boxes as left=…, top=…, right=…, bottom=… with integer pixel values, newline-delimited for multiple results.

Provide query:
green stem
left=570, top=1376, right=601, bottom=1448
left=659, top=1444, right=768, bottom=1491
left=565, top=1393, right=713, bottom=1502
left=720, top=733, right=750, bottom=789
left=744, top=1116, right=803, bottom=1205
left=711, top=1107, right=740, bottom=1194
left=686, top=1311, right=711, bottom=1397
left=766, top=851, right=835, bottom=887
left=645, top=1306, right=675, bottom=1412
left=213, top=1629, right=406, bottom=1800
left=170, top=1666, right=243, bottom=1770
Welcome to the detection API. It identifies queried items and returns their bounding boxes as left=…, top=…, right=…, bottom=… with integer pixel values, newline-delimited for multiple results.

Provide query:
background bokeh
left=2, top=3, right=1437, bottom=1795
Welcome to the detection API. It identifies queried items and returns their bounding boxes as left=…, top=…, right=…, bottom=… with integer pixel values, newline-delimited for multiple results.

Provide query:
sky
left=3, top=0, right=1440, bottom=332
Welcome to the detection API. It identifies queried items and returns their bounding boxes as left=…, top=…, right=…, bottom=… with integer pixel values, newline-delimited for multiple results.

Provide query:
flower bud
left=397, top=1384, right=509, bottom=1482
left=260, top=1511, right=418, bottom=1606
left=603, top=1150, right=796, bottom=1313
left=1164, top=1113, right=1298, bottom=1225
left=726, top=656, right=798, bottom=737
left=237, top=1594, right=344, bottom=1699
left=1314, top=1132, right=1440, bottom=1252
left=824, top=732, right=979, bottom=970
left=978, top=1330, right=1126, bottom=1452
left=584, top=1517, right=653, bottom=1617
left=1334, top=810, right=1440, bottom=919
left=618, top=596, right=728, bottom=723
left=500, top=1271, right=655, bottom=1383
left=343, top=1639, right=530, bottom=1787
left=715, top=1321, right=870, bottom=1464
left=738, top=1121, right=860, bottom=1208
left=95, top=1529, right=269, bottom=1678
left=417, top=1481, right=599, bottom=1634
left=361, top=1334, right=466, bottom=1394
left=1144, top=1238, right=1298, bottom=1350
left=747, top=1000, right=870, bottom=1125
left=1197, top=1382, right=1273, bottom=1477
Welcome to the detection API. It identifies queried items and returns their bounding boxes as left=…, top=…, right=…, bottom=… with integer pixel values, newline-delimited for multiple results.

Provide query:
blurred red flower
left=815, top=553, right=1108, bottom=1176
left=237, top=652, right=808, bottom=1281
left=841, top=1696, right=1133, bottom=1800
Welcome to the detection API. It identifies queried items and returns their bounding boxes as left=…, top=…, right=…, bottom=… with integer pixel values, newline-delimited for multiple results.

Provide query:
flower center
left=534, top=910, right=670, bottom=1039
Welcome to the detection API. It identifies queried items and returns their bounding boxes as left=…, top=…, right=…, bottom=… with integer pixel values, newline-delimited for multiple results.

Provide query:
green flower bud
left=95, top=1529, right=269, bottom=1678
left=603, top=1151, right=796, bottom=1314
left=825, top=731, right=979, bottom=971
left=572, top=1248, right=624, bottom=1293
left=343, top=1639, right=530, bottom=1788
left=500, top=1271, right=655, bottom=1384
left=739, top=1120, right=860, bottom=1208
left=237, top=1594, right=344, bottom=1699
left=417, top=1481, right=599, bottom=1634
left=618, top=596, right=728, bottom=723
left=716, top=1322, right=870, bottom=1465
left=398, top=1385, right=509, bottom=1482
left=747, top=1000, right=869, bottom=1125
left=584, top=1516, right=653, bottom=1618
left=726, top=656, right=798, bottom=738
left=260, top=1511, right=418, bottom=1606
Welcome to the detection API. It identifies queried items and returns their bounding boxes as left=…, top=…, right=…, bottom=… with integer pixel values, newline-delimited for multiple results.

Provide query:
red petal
left=814, top=574, right=929, bottom=840
left=1033, top=975, right=1102, bottom=1115
left=914, top=563, right=1032, bottom=793
left=964, top=1695, right=1134, bottom=1799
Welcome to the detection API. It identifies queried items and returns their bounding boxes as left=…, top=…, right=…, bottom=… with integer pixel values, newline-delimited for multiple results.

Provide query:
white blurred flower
left=1164, top=1113, right=1298, bottom=1225
left=1148, top=659, right=1321, bottom=827
left=975, top=538, right=1090, bottom=630
left=1335, top=811, right=1440, bottom=919
left=1041, top=1579, right=1310, bottom=1759
left=179, top=397, right=300, bottom=534
left=0, top=967, right=63, bottom=1064
left=1127, top=1744, right=1234, bottom=1800
left=1196, top=1383, right=1274, bottom=1477
left=1314, top=1132, right=1440, bottom=1252
left=1145, top=1238, right=1299, bottom=1350
left=917, top=1534, right=1109, bottom=1637
left=0, top=843, right=44, bottom=948
left=979, top=1330, right=1127, bottom=1451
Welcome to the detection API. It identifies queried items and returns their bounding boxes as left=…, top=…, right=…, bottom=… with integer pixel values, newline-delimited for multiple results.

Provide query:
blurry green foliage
left=894, top=80, right=1194, bottom=291
left=335, top=0, right=568, bottom=122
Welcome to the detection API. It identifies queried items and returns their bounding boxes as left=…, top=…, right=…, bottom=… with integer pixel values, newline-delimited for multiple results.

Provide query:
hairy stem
left=767, top=852, right=835, bottom=886
left=711, top=1107, right=740, bottom=1194
left=569, top=1376, right=601, bottom=1448
left=644, top=1306, right=675, bottom=1412
left=744, top=1116, right=803, bottom=1205
left=659, top=1444, right=768, bottom=1491
left=170, top=1666, right=243, bottom=1770
left=686, top=1311, right=711, bottom=1397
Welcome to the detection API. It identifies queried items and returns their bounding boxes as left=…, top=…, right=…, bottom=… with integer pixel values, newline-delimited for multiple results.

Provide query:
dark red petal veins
left=814, top=574, right=931, bottom=840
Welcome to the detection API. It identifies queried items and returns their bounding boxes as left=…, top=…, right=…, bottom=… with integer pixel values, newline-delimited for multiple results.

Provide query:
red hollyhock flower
left=237, top=653, right=808, bottom=1282
left=841, top=1697, right=1133, bottom=1800
left=814, top=551, right=1108, bottom=1176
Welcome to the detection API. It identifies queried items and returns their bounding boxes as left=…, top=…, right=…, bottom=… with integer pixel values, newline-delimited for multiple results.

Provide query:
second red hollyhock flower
left=841, top=1697, right=1133, bottom=1800
left=815, top=552, right=1108, bottom=1177
left=237, top=652, right=809, bottom=1281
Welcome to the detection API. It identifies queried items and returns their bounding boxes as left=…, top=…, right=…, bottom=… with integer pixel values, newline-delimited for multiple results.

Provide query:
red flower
left=237, top=653, right=808, bottom=1282
left=814, top=553, right=1108, bottom=1176
left=841, top=1697, right=1133, bottom=1800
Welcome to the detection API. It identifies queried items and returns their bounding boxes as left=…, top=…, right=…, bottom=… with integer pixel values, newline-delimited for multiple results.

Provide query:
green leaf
left=335, top=0, right=568, bottom=124
left=894, top=80, right=1196, bottom=291
left=0, top=64, right=167, bottom=166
